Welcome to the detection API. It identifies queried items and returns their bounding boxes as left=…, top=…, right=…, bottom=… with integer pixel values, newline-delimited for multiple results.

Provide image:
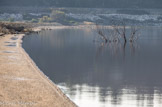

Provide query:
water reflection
left=96, top=39, right=140, bottom=61
left=23, top=27, right=162, bottom=107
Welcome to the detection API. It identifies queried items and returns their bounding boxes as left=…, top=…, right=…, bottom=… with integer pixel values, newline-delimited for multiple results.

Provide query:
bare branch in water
left=94, top=21, right=140, bottom=58
left=129, top=26, right=139, bottom=42
left=95, top=22, right=140, bottom=45
left=112, top=22, right=127, bottom=43
left=95, top=24, right=108, bottom=43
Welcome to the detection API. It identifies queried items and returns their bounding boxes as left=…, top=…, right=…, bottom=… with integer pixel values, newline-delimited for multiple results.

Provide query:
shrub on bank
left=38, top=16, right=52, bottom=23
left=29, top=9, right=78, bottom=25
left=50, top=10, right=65, bottom=22
left=31, top=18, right=38, bottom=23
left=8, top=18, right=14, bottom=22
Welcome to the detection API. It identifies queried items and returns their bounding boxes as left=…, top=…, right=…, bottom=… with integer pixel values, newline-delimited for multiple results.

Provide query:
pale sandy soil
left=0, top=33, right=77, bottom=107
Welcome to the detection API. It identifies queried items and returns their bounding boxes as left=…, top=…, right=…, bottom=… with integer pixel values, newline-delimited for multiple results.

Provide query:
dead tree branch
left=112, top=22, right=127, bottom=43
left=95, top=24, right=108, bottom=43
left=129, top=26, right=139, bottom=42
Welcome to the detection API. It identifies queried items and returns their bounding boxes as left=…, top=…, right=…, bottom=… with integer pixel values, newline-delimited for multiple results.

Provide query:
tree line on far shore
left=0, top=0, right=162, bottom=8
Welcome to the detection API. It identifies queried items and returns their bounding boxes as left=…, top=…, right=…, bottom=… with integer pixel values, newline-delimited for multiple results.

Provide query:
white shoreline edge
left=18, top=27, right=77, bottom=107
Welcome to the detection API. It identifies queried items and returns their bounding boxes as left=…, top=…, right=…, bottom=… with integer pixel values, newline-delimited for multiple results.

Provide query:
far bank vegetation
left=30, top=9, right=75, bottom=25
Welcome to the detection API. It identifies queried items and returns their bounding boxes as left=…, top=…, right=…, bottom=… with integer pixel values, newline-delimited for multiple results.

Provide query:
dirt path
left=0, top=34, right=76, bottom=107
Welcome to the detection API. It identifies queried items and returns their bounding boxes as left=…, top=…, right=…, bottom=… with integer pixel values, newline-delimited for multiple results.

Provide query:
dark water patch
left=4, top=41, right=16, bottom=44
left=10, top=37, right=18, bottom=40
left=5, top=44, right=16, bottom=47
left=3, top=51, right=16, bottom=53
left=5, top=41, right=16, bottom=47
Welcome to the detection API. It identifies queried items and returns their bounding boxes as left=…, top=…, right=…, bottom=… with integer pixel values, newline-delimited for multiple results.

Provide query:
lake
left=23, top=26, right=162, bottom=107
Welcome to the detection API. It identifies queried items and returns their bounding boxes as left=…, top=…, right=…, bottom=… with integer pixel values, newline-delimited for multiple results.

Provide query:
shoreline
left=0, top=26, right=77, bottom=107
left=0, top=24, right=143, bottom=107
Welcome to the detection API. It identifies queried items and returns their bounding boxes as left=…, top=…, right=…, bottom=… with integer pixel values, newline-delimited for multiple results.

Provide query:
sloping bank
left=0, top=27, right=77, bottom=107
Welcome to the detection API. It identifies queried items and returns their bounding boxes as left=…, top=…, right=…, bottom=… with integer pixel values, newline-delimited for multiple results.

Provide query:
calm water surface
left=23, top=27, right=162, bottom=107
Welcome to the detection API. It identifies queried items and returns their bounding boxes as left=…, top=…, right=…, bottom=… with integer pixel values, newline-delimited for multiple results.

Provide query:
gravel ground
left=0, top=33, right=76, bottom=107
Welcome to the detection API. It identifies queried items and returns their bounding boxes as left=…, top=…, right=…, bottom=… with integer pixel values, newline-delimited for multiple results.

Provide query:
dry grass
left=0, top=34, right=76, bottom=107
